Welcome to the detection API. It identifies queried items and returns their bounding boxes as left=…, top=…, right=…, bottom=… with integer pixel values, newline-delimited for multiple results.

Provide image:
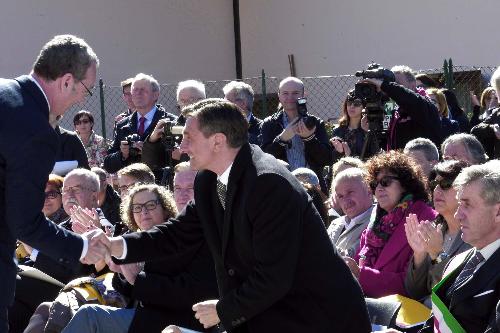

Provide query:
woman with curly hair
left=344, top=150, right=437, bottom=298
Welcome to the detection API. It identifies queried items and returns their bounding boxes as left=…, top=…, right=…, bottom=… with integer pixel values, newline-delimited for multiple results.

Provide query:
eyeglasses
left=61, top=185, right=95, bottom=195
left=131, top=199, right=160, bottom=213
left=429, top=178, right=454, bottom=191
left=80, top=81, right=93, bottom=97
left=347, top=100, right=363, bottom=107
left=118, top=183, right=135, bottom=194
left=44, top=190, right=61, bottom=199
left=74, top=119, right=91, bottom=125
left=370, top=176, right=400, bottom=191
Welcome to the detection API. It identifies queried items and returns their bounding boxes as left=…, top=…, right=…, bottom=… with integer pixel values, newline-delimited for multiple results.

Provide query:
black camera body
left=296, top=98, right=316, bottom=130
left=161, top=121, right=183, bottom=151
left=125, top=134, right=141, bottom=158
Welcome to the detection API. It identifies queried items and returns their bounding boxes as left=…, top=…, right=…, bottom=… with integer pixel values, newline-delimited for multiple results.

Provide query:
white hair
left=176, top=80, right=206, bottom=101
left=133, top=73, right=160, bottom=93
left=64, top=168, right=100, bottom=192
left=223, top=81, right=255, bottom=111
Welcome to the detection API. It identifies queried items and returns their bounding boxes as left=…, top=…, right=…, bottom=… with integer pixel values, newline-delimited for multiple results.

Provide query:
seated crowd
left=10, top=65, right=500, bottom=333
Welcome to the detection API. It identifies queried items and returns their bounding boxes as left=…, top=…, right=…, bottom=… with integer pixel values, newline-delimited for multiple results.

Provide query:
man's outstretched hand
left=81, top=229, right=110, bottom=265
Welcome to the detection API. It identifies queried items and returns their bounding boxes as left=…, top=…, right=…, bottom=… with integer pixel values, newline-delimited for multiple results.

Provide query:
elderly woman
left=73, top=110, right=109, bottom=168
left=344, top=151, right=437, bottom=298
left=404, top=160, right=471, bottom=306
left=62, top=184, right=218, bottom=333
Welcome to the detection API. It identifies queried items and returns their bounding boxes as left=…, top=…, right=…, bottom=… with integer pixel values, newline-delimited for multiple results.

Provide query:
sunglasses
left=44, top=190, right=61, bottom=199
left=429, top=178, right=454, bottom=191
left=74, top=119, right=91, bottom=125
left=347, top=100, right=363, bottom=107
left=370, top=176, right=399, bottom=191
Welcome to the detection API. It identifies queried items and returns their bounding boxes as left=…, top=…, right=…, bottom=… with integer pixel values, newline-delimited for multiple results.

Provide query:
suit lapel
left=15, top=75, right=50, bottom=118
left=450, top=247, right=500, bottom=308
left=141, top=107, right=160, bottom=140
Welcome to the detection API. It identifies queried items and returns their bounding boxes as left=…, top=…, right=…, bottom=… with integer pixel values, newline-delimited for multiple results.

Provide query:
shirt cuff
left=30, top=249, right=39, bottom=262
left=79, top=236, right=89, bottom=260
left=114, top=237, right=128, bottom=260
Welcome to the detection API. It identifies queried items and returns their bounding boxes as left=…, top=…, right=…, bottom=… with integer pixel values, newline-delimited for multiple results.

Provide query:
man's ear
left=59, top=73, right=74, bottom=92
left=212, top=133, right=227, bottom=152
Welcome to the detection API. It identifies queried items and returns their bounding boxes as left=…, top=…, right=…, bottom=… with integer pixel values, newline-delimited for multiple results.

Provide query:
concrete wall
left=0, top=0, right=235, bottom=84
left=240, top=0, right=500, bottom=78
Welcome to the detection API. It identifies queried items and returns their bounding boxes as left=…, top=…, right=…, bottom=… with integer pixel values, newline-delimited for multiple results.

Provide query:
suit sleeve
left=260, top=119, right=287, bottom=157
left=6, top=131, right=83, bottom=262
left=216, top=174, right=304, bottom=329
left=304, top=118, right=333, bottom=167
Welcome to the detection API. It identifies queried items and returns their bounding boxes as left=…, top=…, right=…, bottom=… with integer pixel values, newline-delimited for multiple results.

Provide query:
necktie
left=138, top=116, right=146, bottom=136
left=216, top=180, right=227, bottom=209
left=446, top=250, right=484, bottom=300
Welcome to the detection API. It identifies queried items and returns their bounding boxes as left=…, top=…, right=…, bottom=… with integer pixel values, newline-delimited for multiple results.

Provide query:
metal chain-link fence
left=60, top=65, right=498, bottom=141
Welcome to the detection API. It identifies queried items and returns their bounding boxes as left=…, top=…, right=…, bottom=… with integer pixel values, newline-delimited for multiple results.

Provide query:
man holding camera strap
left=361, top=65, right=442, bottom=151
left=261, top=76, right=332, bottom=194
left=104, top=73, right=177, bottom=174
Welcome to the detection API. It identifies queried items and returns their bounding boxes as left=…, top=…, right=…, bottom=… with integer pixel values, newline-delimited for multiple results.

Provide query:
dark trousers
left=0, top=306, right=8, bottom=333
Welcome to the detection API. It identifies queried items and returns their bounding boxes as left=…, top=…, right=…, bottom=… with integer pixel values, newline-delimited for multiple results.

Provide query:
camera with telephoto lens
left=161, top=121, right=184, bottom=151
left=296, top=97, right=316, bottom=130
left=354, top=63, right=395, bottom=133
left=125, top=134, right=141, bottom=158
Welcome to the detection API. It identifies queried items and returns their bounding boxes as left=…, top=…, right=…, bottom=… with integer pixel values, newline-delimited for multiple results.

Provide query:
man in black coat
left=54, top=125, right=90, bottom=170
left=260, top=77, right=332, bottom=194
left=107, top=99, right=371, bottom=333
left=0, top=35, right=108, bottom=333
left=103, top=73, right=177, bottom=174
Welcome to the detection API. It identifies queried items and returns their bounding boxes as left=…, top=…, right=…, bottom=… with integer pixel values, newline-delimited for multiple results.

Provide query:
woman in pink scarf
left=344, top=150, right=437, bottom=298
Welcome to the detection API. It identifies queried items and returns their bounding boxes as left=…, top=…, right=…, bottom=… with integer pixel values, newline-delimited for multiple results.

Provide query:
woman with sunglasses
left=330, top=89, right=377, bottom=161
left=344, top=150, right=437, bottom=298
left=404, top=160, right=471, bottom=306
left=73, top=110, right=109, bottom=168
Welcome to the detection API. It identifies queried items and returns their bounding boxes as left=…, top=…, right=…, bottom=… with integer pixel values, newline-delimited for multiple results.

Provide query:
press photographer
left=357, top=65, right=442, bottom=150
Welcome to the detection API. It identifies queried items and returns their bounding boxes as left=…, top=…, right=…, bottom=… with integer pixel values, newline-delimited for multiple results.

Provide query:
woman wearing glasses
left=404, top=160, right=471, bottom=306
left=344, top=150, right=437, bottom=298
left=73, top=110, right=109, bottom=168
left=330, top=89, right=377, bottom=161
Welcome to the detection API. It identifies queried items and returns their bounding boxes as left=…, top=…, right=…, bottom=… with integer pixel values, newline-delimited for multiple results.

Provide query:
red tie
left=138, top=117, right=146, bottom=136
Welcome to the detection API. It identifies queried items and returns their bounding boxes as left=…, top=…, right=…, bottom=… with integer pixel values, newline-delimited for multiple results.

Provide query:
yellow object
left=379, top=294, right=431, bottom=326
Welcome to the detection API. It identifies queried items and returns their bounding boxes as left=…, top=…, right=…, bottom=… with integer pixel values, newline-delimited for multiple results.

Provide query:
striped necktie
left=216, top=180, right=227, bottom=209
left=446, top=250, right=484, bottom=300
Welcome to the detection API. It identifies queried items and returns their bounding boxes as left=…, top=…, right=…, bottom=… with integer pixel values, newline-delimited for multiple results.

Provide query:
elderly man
left=92, top=167, right=121, bottom=225
left=441, top=133, right=488, bottom=165
left=403, top=138, right=439, bottom=178
left=223, top=81, right=262, bottom=145
left=104, top=73, right=177, bottom=174
left=172, top=162, right=197, bottom=212
left=105, top=98, right=370, bottom=332
left=327, top=168, right=374, bottom=258
left=261, top=77, right=332, bottom=193
left=0, top=35, right=108, bottom=332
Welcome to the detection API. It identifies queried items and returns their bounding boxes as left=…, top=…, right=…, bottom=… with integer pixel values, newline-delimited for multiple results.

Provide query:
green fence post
left=99, top=78, right=106, bottom=140
left=261, top=69, right=267, bottom=117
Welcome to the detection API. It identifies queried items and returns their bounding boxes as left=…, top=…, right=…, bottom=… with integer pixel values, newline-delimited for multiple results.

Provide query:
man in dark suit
left=223, top=81, right=262, bottom=145
left=417, top=161, right=500, bottom=333
left=106, top=98, right=371, bottom=333
left=0, top=35, right=109, bottom=332
left=104, top=73, right=177, bottom=174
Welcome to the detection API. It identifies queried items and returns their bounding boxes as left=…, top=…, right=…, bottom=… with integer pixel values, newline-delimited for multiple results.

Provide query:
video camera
left=296, top=97, right=316, bottom=130
left=354, top=63, right=395, bottom=133
left=161, top=121, right=183, bottom=151
left=125, top=134, right=141, bottom=158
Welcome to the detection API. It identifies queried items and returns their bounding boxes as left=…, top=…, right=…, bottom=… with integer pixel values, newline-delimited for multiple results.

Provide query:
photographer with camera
left=261, top=77, right=332, bottom=193
left=104, top=73, right=177, bottom=174
left=359, top=65, right=442, bottom=151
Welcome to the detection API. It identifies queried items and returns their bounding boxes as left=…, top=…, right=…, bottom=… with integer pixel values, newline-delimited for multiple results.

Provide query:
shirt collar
left=247, top=112, right=253, bottom=122
left=139, top=105, right=157, bottom=121
left=343, top=205, right=373, bottom=230
left=29, top=74, right=50, bottom=111
left=217, top=163, right=233, bottom=186
left=478, top=238, right=500, bottom=263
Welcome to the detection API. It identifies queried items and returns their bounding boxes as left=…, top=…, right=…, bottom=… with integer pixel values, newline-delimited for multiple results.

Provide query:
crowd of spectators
left=10, top=64, right=500, bottom=333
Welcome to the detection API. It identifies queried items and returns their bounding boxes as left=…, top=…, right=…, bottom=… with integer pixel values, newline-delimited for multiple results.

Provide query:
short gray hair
left=391, top=65, right=416, bottom=83
left=176, top=80, right=206, bottom=101
left=332, top=167, right=370, bottom=192
left=491, top=67, right=500, bottom=95
left=404, top=138, right=439, bottom=161
left=223, top=81, right=255, bottom=111
left=133, top=73, right=160, bottom=93
left=441, top=133, right=488, bottom=164
left=291, top=167, right=319, bottom=186
left=279, top=77, right=304, bottom=92
left=65, top=168, right=100, bottom=192
left=454, top=162, right=500, bottom=205
left=33, top=34, right=99, bottom=81
left=91, top=167, right=107, bottom=183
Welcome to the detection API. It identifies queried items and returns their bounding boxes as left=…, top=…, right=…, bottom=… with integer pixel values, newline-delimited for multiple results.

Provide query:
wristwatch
left=431, top=251, right=449, bottom=265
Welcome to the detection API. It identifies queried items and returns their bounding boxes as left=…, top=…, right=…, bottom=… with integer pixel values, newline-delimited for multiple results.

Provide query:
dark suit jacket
left=54, top=126, right=90, bottom=169
left=113, top=241, right=218, bottom=332
left=103, top=105, right=177, bottom=173
left=0, top=75, right=83, bottom=307
left=247, top=114, right=262, bottom=146
left=119, top=144, right=370, bottom=333
left=420, top=247, right=500, bottom=333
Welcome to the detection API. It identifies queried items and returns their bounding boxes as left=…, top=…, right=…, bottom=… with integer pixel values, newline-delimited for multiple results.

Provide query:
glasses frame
left=61, top=185, right=95, bottom=195
left=44, top=190, right=61, bottom=199
left=74, top=118, right=91, bottom=126
left=370, top=176, right=400, bottom=191
left=80, top=81, right=93, bottom=97
left=429, top=178, right=454, bottom=191
left=131, top=199, right=161, bottom=214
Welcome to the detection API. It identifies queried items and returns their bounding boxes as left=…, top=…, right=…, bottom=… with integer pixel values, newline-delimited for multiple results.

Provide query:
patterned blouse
left=81, top=131, right=109, bottom=168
